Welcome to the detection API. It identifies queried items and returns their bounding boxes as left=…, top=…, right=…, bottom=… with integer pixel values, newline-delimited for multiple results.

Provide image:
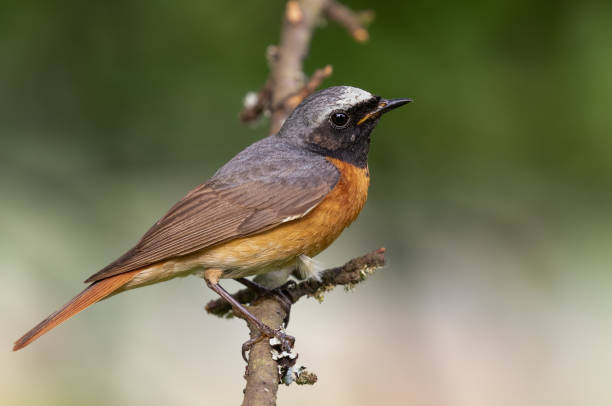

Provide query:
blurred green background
left=2, top=1, right=612, bottom=405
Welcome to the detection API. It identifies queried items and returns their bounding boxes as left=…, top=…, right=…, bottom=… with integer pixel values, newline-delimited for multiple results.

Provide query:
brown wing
left=85, top=144, right=339, bottom=283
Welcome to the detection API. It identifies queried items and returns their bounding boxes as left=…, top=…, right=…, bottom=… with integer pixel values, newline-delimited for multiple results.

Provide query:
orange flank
left=199, top=157, right=371, bottom=278
left=13, top=269, right=141, bottom=351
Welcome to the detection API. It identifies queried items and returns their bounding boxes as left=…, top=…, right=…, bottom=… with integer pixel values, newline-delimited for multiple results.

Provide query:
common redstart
left=13, top=86, right=411, bottom=352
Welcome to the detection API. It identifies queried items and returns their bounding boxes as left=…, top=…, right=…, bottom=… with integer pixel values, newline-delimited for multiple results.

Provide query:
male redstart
left=14, top=86, right=411, bottom=353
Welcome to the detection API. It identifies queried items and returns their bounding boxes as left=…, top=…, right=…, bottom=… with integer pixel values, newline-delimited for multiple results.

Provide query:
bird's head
left=278, top=85, right=412, bottom=167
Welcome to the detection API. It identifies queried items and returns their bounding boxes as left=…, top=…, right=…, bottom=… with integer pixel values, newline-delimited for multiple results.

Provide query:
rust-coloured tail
left=13, top=270, right=140, bottom=351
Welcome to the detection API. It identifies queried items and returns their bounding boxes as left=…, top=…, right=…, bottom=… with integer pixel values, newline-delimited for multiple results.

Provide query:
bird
left=13, top=85, right=411, bottom=353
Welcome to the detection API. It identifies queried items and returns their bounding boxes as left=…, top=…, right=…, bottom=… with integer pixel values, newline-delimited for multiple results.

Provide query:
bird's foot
left=241, top=327, right=295, bottom=363
left=204, top=276, right=296, bottom=362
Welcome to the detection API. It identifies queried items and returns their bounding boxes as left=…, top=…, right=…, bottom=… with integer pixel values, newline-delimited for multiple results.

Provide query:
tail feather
left=13, top=270, right=140, bottom=351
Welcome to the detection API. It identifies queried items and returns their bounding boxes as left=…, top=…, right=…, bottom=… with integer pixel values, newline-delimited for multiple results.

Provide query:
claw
left=242, top=327, right=295, bottom=363
left=242, top=332, right=265, bottom=362
left=278, top=331, right=295, bottom=353
left=269, top=329, right=295, bottom=353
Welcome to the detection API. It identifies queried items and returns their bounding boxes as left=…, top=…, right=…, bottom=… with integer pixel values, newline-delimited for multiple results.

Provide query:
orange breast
left=194, top=157, right=371, bottom=278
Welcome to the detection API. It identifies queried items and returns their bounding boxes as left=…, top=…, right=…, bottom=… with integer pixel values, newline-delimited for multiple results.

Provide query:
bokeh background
left=2, top=0, right=612, bottom=405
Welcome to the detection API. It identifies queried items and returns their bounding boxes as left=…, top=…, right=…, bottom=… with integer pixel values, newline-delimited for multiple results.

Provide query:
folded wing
left=86, top=143, right=339, bottom=283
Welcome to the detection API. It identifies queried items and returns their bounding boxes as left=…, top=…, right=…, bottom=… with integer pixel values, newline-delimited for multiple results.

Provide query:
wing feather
left=85, top=144, right=339, bottom=283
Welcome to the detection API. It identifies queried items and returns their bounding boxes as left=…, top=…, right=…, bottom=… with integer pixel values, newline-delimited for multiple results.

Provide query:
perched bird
left=13, top=86, right=411, bottom=352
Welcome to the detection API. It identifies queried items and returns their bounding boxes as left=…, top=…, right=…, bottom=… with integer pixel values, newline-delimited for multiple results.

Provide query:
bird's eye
left=329, top=110, right=350, bottom=128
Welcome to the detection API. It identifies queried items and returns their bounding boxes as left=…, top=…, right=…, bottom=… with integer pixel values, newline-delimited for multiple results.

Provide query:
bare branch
left=268, top=0, right=327, bottom=134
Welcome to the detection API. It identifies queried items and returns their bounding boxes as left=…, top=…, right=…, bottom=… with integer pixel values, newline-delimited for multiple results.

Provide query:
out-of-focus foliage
left=2, top=1, right=612, bottom=405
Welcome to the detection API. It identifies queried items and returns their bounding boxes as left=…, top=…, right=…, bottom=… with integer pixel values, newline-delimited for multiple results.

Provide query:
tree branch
left=231, top=1, right=378, bottom=404
left=206, top=248, right=386, bottom=318
left=268, top=0, right=327, bottom=135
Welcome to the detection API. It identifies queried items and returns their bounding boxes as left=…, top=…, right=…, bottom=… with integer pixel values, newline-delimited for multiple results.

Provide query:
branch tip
left=324, top=0, right=374, bottom=43
left=285, top=1, right=304, bottom=24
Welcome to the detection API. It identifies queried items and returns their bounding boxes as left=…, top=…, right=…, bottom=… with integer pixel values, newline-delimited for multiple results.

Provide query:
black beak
left=357, top=97, right=413, bottom=125
left=375, top=98, right=413, bottom=114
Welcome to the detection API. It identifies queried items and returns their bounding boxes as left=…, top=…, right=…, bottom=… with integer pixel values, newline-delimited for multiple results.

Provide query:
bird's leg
left=235, top=277, right=270, bottom=295
left=203, top=269, right=295, bottom=361
left=235, top=277, right=294, bottom=321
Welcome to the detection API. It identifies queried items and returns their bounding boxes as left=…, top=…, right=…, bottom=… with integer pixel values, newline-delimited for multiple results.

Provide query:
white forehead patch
left=332, top=86, right=373, bottom=107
